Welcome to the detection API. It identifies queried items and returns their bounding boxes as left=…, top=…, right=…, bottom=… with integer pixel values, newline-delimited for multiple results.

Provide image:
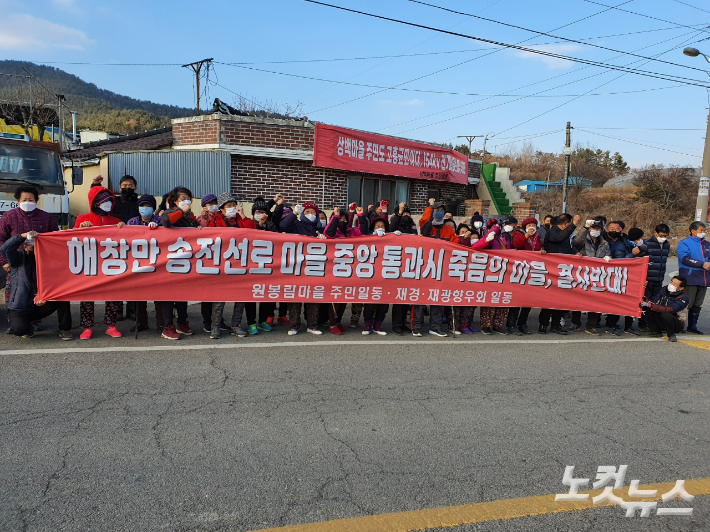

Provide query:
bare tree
left=0, top=76, right=57, bottom=140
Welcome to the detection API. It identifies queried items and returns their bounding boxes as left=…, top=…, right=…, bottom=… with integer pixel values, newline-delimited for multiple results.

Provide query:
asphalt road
left=2, top=259, right=710, bottom=531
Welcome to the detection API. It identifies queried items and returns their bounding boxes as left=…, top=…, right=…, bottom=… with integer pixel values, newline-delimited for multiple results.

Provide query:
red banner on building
left=35, top=227, right=647, bottom=316
left=313, top=123, right=469, bottom=185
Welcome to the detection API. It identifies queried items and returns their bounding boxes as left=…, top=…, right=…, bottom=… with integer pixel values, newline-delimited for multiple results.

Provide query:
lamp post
left=683, top=47, right=710, bottom=222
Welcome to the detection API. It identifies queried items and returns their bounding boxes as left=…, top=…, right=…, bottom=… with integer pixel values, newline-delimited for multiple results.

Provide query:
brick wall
left=409, top=180, right=468, bottom=213
left=172, top=120, right=219, bottom=146
left=220, top=121, right=314, bottom=150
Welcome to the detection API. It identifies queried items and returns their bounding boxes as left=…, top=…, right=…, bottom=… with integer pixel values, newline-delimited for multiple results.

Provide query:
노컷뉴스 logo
left=554, top=466, right=694, bottom=517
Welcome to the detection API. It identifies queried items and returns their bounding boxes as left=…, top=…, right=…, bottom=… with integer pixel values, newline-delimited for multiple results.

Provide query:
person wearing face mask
left=537, top=215, right=553, bottom=242
left=196, top=194, right=219, bottom=227
left=0, top=231, right=73, bottom=340
left=362, top=217, right=392, bottom=336
left=74, top=186, right=125, bottom=340
left=508, top=217, right=544, bottom=335
left=279, top=199, right=324, bottom=335
left=390, top=203, right=418, bottom=235
left=471, top=219, right=511, bottom=334
left=0, top=186, right=59, bottom=330
left=469, top=212, right=485, bottom=239
left=677, top=221, right=710, bottom=335
left=641, top=276, right=690, bottom=342
left=603, top=221, right=637, bottom=336
left=634, top=224, right=671, bottom=331
left=159, top=186, right=199, bottom=340
left=571, top=220, right=611, bottom=335
left=419, top=199, right=459, bottom=243
left=126, top=195, right=163, bottom=334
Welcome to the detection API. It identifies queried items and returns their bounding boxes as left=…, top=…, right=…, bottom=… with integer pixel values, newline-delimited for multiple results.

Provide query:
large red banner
left=313, top=123, right=469, bottom=185
left=35, top=227, right=647, bottom=316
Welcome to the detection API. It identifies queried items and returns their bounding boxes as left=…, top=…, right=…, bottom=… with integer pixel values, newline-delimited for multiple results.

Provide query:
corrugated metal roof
left=107, top=151, right=230, bottom=197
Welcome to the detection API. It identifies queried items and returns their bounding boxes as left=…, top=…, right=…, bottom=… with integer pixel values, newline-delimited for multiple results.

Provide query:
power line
left=391, top=29, right=702, bottom=135
left=576, top=128, right=703, bottom=157
left=671, top=0, right=710, bottom=15
left=303, top=0, right=640, bottom=115
left=214, top=63, right=687, bottom=98
left=406, top=0, right=710, bottom=74
left=303, top=1, right=710, bottom=88
left=581, top=0, right=710, bottom=34
left=578, top=127, right=705, bottom=130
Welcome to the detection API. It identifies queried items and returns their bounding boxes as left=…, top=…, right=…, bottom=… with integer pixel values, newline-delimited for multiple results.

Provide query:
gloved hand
left=317, top=233, right=327, bottom=240
left=148, top=222, right=158, bottom=229
left=639, top=301, right=650, bottom=308
left=604, top=256, right=611, bottom=262
left=349, top=202, right=357, bottom=212
left=380, top=200, right=389, bottom=212
left=486, top=232, right=495, bottom=243
left=294, top=204, right=303, bottom=216
left=394, top=230, right=402, bottom=236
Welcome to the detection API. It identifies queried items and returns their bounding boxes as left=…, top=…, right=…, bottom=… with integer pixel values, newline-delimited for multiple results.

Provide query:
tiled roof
left=66, top=127, right=173, bottom=159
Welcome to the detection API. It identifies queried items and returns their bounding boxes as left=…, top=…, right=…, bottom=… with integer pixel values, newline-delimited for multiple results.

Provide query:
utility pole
left=457, top=135, right=482, bottom=158
left=695, top=107, right=710, bottom=222
left=56, top=94, right=65, bottom=150
left=562, top=121, right=572, bottom=213
left=182, top=58, right=213, bottom=116
left=482, top=134, right=489, bottom=164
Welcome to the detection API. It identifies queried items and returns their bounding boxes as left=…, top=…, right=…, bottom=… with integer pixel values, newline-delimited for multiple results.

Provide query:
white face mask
left=304, top=213, right=316, bottom=223
left=254, top=213, right=264, bottom=222
left=667, top=284, right=678, bottom=293
left=99, top=201, right=112, bottom=213
left=589, top=230, right=601, bottom=238
left=503, top=225, right=514, bottom=233
left=178, top=200, right=192, bottom=210
left=207, top=204, right=219, bottom=213
left=657, top=237, right=667, bottom=244
left=698, top=232, right=707, bottom=239
left=470, top=239, right=479, bottom=245
left=375, top=228, right=386, bottom=236
left=474, top=221, right=482, bottom=229
left=225, top=207, right=237, bottom=218
left=19, top=201, right=36, bottom=212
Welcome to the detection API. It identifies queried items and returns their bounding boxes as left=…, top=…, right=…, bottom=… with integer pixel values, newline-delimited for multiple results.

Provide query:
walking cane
left=452, top=305, right=457, bottom=339
left=134, top=301, right=139, bottom=340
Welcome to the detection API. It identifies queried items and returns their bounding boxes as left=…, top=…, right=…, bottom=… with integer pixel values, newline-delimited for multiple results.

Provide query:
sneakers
left=219, top=321, right=230, bottom=331
left=624, top=327, right=640, bottom=336
left=392, top=326, right=404, bottom=336
left=538, top=325, right=547, bottom=334
left=287, top=327, right=299, bottom=336
left=21, top=330, right=35, bottom=339
left=329, top=325, right=344, bottom=335
left=518, top=325, right=532, bottom=335
left=231, top=326, right=247, bottom=337
left=507, top=326, right=521, bottom=336
left=307, top=328, right=323, bottom=335
left=80, top=328, right=93, bottom=340
left=248, top=324, right=259, bottom=335
left=585, top=328, right=600, bottom=336
left=551, top=327, right=568, bottom=336
left=202, top=325, right=211, bottom=333
left=362, top=321, right=373, bottom=335
left=429, top=330, right=447, bottom=337
left=606, top=327, right=620, bottom=337
left=336, top=323, right=347, bottom=334
left=59, top=330, right=74, bottom=341
left=176, top=322, right=194, bottom=336
left=266, top=316, right=275, bottom=327
left=373, top=321, right=387, bottom=336
left=161, top=325, right=180, bottom=340
left=106, top=326, right=122, bottom=338
left=257, top=321, right=273, bottom=332
left=460, top=326, right=474, bottom=335
left=412, top=329, right=422, bottom=337
left=567, top=324, right=582, bottom=333
left=492, top=327, right=508, bottom=335
left=277, top=316, right=290, bottom=327
left=669, top=334, right=678, bottom=342
left=481, top=327, right=492, bottom=335
left=210, top=327, right=221, bottom=340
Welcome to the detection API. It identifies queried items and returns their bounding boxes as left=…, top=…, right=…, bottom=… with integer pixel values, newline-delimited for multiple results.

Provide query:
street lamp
left=683, top=47, right=710, bottom=222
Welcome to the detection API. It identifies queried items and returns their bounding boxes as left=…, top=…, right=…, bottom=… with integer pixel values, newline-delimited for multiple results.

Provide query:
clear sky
left=2, top=0, right=709, bottom=169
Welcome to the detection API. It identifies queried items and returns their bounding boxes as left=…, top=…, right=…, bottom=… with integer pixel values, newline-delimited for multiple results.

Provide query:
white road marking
left=0, top=337, right=662, bottom=356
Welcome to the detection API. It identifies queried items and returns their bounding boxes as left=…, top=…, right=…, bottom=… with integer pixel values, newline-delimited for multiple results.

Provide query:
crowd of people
left=0, top=174, right=699, bottom=343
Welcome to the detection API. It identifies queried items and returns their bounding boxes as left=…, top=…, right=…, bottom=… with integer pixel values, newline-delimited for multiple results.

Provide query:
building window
left=347, top=176, right=409, bottom=208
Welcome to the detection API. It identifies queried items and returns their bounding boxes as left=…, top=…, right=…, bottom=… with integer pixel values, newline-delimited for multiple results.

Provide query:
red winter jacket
left=74, top=186, right=122, bottom=228
left=512, top=230, right=542, bottom=251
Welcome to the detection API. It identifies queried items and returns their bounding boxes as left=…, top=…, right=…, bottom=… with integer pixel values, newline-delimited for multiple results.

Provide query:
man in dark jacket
left=91, top=174, right=140, bottom=224
left=634, top=223, right=671, bottom=330
left=0, top=232, right=72, bottom=339
left=390, top=203, right=418, bottom=234
left=641, top=276, right=690, bottom=342
left=540, top=213, right=580, bottom=334
left=677, top=221, right=710, bottom=334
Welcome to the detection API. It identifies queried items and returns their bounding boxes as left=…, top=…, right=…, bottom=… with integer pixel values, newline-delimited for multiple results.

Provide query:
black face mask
left=121, top=188, right=136, bottom=198
left=608, top=231, right=620, bottom=239
left=338, top=221, right=348, bottom=233
left=544, top=223, right=551, bottom=230
left=401, top=216, right=412, bottom=226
